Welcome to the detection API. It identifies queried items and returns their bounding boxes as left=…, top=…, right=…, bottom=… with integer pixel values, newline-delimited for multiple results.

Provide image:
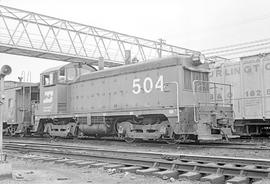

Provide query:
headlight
left=159, top=126, right=167, bottom=134
left=118, top=126, right=124, bottom=134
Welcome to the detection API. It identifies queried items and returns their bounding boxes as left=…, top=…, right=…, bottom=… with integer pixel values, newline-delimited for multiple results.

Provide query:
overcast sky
left=1, top=0, right=270, bottom=82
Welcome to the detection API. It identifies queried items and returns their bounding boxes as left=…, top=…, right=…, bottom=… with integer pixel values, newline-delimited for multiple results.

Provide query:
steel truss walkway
left=0, top=5, right=201, bottom=67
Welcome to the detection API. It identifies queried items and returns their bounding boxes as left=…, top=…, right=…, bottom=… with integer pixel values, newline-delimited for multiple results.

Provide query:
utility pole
left=0, top=65, right=12, bottom=161
left=158, top=38, right=166, bottom=58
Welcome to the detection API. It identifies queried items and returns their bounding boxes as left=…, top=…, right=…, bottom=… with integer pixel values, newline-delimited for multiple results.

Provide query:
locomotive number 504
left=132, top=75, right=164, bottom=94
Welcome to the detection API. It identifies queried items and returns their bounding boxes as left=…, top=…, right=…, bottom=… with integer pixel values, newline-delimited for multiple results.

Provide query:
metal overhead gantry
left=0, top=5, right=200, bottom=67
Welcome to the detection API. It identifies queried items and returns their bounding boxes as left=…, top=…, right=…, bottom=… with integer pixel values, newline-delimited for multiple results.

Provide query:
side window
left=59, top=68, right=65, bottom=76
left=66, top=67, right=76, bottom=81
left=43, top=75, right=50, bottom=86
left=58, top=68, right=66, bottom=83
left=43, top=72, right=56, bottom=86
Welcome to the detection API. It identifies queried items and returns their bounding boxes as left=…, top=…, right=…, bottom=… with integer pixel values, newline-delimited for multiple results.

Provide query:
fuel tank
left=78, top=124, right=111, bottom=136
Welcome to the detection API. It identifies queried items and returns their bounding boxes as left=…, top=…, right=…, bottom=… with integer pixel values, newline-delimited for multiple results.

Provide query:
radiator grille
left=58, top=103, right=67, bottom=112
left=77, top=116, right=87, bottom=124
left=91, top=116, right=105, bottom=124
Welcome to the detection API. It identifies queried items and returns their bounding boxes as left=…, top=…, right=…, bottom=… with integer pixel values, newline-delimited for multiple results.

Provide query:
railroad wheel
left=9, top=126, right=17, bottom=137
left=165, top=133, right=177, bottom=144
left=165, top=139, right=176, bottom=144
left=124, top=137, right=135, bottom=143
left=175, top=134, right=188, bottom=143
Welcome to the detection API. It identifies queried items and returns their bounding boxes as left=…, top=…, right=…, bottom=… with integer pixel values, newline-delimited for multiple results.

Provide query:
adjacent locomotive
left=209, top=53, right=270, bottom=136
left=2, top=81, right=39, bottom=136
left=31, top=55, right=234, bottom=142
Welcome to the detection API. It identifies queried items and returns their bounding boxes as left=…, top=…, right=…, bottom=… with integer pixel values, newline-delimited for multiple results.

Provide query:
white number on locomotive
left=132, top=75, right=164, bottom=94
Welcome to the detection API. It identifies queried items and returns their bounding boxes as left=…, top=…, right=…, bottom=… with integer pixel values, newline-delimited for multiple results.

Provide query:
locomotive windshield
left=65, top=64, right=94, bottom=81
left=41, top=63, right=96, bottom=86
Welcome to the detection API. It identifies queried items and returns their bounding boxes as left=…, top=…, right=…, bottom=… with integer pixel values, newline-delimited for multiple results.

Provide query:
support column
left=0, top=77, right=3, bottom=158
left=0, top=65, right=12, bottom=180
left=124, top=50, right=131, bottom=65
left=98, top=57, right=104, bottom=70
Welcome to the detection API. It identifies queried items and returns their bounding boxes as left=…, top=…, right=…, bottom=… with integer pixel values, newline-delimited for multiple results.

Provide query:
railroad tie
left=30, top=156, right=48, bottom=161
left=200, top=173, right=225, bottom=184
left=226, top=176, right=249, bottom=184
left=73, top=161, right=96, bottom=167
left=178, top=171, right=202, bottom=181
left=64, top=160, right=85, bottom=166
left=54, top=158, right=72, bottom=164
left=41, top=157, right=59, bottom=162
left=118, top=166, right=142, bottom=173
left=136, top=167, right=160, bottom=175
left=153, top=170, right=179, bottom=179
left=89, top=162, right=109, bottom=168
left=103, top=164, right=124, bottom=170
left=20, top=155, right=37, bottom=160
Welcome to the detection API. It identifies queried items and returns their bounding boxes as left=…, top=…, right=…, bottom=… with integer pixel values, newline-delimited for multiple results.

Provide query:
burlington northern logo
left=43, top=91, right=53, bottom=104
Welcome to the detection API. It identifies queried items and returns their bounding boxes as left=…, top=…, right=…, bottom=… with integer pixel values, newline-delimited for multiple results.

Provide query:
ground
left=2, top=137, right=270, bottom=184
left=1, top=158, right=270, bottom=184
left=0, top=157, right=205, bottom=184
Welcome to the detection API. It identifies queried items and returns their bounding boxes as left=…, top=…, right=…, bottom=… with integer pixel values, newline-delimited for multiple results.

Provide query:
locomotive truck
left=3, top=55, right=235, bottom=142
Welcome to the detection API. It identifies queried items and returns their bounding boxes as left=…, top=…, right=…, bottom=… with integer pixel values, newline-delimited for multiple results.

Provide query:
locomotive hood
left=74, top=55, right=209, bottom=83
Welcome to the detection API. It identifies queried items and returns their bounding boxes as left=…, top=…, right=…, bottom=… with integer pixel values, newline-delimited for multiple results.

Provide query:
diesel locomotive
left=3, top=55, right=235, bottom=142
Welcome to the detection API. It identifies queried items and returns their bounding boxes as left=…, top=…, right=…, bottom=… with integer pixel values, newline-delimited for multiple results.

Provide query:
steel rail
left=4, top=141, right=270, bottom=167
left=4, top=138, right=270, bottom=151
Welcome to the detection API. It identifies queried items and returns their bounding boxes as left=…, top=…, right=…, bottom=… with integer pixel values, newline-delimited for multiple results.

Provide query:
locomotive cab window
left=58, top=68, right=66, bottom=83
left=42, top=72, right=57, bottom=86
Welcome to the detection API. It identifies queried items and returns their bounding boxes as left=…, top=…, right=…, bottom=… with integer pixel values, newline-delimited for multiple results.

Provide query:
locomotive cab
left=34, top=63, right=96, bottom=137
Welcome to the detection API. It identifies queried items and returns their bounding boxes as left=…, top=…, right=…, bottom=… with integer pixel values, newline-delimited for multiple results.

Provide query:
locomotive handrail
left=192, top=80, right=233, bottom=123
left=164, top=81, right=180, bottom=123
left=192, top=80, right=198, bottom=123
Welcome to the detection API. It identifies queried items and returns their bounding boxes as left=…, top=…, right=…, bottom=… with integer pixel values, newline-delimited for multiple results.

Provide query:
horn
left=0, top=65, right=12, bottom=77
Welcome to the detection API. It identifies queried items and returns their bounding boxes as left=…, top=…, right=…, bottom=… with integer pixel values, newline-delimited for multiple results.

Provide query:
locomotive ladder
left=0, top=5, right=201, bottom=67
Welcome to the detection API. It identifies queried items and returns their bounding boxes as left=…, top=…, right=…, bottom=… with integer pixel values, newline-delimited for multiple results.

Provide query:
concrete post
left=98, top=57, right=104, bottom=70
left=0, top=65, right=12, bottom=180
left=0, top=77, right=3, bottom=159
left=124, top=50, right=131, bottom=65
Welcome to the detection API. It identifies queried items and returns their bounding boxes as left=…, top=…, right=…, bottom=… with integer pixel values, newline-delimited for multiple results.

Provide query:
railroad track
left=4, top=137, right=270, bottom=151
left=4, top=141, right=270, bottom=184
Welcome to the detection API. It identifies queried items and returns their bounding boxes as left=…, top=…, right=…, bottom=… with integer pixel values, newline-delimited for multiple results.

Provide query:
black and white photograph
left=0, top=0, right=270, bottom=183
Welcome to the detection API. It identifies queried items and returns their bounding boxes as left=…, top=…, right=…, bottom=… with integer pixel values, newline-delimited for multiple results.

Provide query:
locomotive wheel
left=124, top=137, right=135, bottom=143
left=165, top=133, right=176, bottom=144
left=165, top=139, right=176, bottom=144
left=9, top=126, right=17, bottom=137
